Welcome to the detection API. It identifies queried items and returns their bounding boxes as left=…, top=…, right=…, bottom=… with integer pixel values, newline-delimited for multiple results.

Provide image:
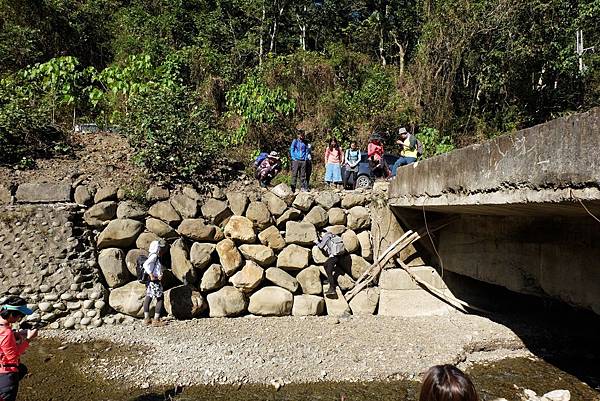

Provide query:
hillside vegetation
left=1, top=0, right=598, bottom=185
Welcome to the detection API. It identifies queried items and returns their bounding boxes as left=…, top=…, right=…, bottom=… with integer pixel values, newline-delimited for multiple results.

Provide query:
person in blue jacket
left=289, top=130, right=308, bottom=192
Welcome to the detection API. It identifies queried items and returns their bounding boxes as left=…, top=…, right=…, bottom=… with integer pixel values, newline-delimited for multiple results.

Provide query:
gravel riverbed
left=41, top=312, right=529, bottom=388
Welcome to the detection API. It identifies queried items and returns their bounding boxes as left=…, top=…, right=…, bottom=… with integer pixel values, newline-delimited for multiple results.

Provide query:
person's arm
left=339, top=148, right=344, bottom=164
left=344, top=149, right=350, bottom=166
left=0, top=329, right=29, bottom=365
left=290, top=140, right=296, bottom=160
left=324, top=147, right=331, bottom=163
left=143, top=254, right=158, bottom=280
left=367, top=143, right=375, bottom=157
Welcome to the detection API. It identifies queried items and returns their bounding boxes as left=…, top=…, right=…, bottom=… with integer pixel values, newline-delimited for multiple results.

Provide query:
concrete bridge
left=388, top=107, right=600, bottom=314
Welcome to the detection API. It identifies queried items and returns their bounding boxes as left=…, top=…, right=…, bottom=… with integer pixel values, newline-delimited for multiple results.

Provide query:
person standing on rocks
left=418, top=364, right=480, bottom=401
left=324, top=138, right=344, bottom=188
left=289, top=130, right=309, bottom=193
left=0, top=297, right=37, bottom=401
left=143, top=240, right=168, bottom=327
left=343, top=140, right=361, bottom=189
left=315, top=231, right=346, bottom=297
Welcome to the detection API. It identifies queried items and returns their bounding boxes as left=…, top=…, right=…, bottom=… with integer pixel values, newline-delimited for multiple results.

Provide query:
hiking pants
left=343, top=168, right=357, bottom=189
left=324, top=256, right=341, bottom=290
left=391, top=157, right=417, bottom=177
left=290, top=160, right=307, bottom=191
left=0, top=364, right=28, bottom=401
left=305, top=160, right=312, bottom=188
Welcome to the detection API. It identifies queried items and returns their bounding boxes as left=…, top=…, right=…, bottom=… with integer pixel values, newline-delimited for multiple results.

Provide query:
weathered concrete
left=389, top=108, right=600, bottom=314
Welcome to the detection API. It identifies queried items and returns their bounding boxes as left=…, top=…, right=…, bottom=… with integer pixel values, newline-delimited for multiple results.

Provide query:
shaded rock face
left=147, top=218, right=178, bottom=238
left=206, top=286, right=248, bottom=317
left=201, top=198, right=232, bottom=224
left=98, top=248, right=131, bottom=288
left=170, top=193, right=200, bottom=219
left=170, top=239, right=196, bottom=284
left=246, top=201, right=272, bottom=230
left=164, top=285, right=207, bottom=319
left=148, top=201, right=181, bottom=225
left=258, top=226, right=286, bottom=251
left=248, top=286, right=293, bottom=316
left=315, top=192, right=341, bottom=209
left=226, top=192, right=249, bottom=216
left=190, top=243, right=215, bottom=269
left=117, top=201, right=147, bottom=220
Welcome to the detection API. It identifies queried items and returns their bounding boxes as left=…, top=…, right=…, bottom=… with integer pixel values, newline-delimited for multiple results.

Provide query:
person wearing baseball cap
left=391, top=127, right=419, bottom=177
left=0, top=297, right=37, bottom=401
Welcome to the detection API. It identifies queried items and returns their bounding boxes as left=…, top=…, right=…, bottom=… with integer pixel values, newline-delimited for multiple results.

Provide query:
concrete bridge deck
left=388, top=107, right=600, bottom=314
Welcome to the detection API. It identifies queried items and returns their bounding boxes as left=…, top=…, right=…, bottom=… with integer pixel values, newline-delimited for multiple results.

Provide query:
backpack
left=324, top=233, right=345, bottom=257
left=416, top=139, right=423, bottom=158
left=254, top=152, right=269, bottom=167
left=136, top=255, right=149, bottom=284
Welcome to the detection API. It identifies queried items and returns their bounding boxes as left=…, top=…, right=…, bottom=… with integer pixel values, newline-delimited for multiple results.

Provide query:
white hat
left=398, top=127, right=408, bottom=135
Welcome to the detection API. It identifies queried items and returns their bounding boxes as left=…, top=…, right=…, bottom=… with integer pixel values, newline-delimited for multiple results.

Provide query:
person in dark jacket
left=256, top=151, right=282, bottom=187
left=289, top=131, right=308, bottom=192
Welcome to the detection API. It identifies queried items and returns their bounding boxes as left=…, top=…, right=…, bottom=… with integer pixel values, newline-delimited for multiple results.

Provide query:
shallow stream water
left=17, top=339, right=600, bottom=401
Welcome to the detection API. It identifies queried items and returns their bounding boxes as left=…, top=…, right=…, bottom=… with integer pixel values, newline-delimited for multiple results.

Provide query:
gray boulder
left=125, top=248, right=149, bottom=276
left=341, top=230, right=360, bottom=253
left=146, top=218, right=178, bottom=238
left=263, top=192, right=288, bottom=216
left=229, top=260, right=264, bottom=293
left=348, top=287, right=380, bottom=315
left=98, top=248, right=131, bottom=288
left=226, top=192, right=249, bottom=216
left=248, top=286, right=293, bottom=316
left=238, top=244, right=275, bottom=266
left=326, top=225, right=346, bottom=235
left=315, top=191, right=341, bottom=209
left=190, top=243, right=215, bottom=269
left=149, top=201, right=181, bottom=225
left=108, top=281, right=147, bottom=318
left=343, top=254, right=371, bottom=280
left=292, top=295, right=324, bottom=316
left=170, top=239, right=197, bottom=284
left=341, top=193, right=367, bottom=209
left=327, top=208, right=346, bottom=226
left=206, top=286, right=248, bottom=317
left=97, top=219, right=143, bottom=249
left=270, top=184, right=295, bottom=204
left=296, top=266, right=323, bottom=295
left=276, top=208, right=302, bottom=229
left=276, top=244, right=310, bottom=270
left=164, top=285, right=207, bottom=319
left=258, top=226, right=286, bottom=251
left=265, top=267, right=298, bottom=292
left=200, top=264, right=225, bottom=292
left=170, top=193, right=200, bottom=219
left=347, top=206, right=370, bottom=231
left=136, top=231, right=161, bottom=250
left=94, top=186, right=118, bottom=203
left=292, top=192, right=313, bottom=211
left=224, top=216, right=256, bottom=243
left=116, top=201, right=147, bottom=220
left=177, top=219, right=216, bottom=241
left=215, top=239, right=243, bottom=275
left=201, top=198, right=232, bottom=225
left=74, top=185, right=93, bottom=205
left=245, top=201, right=272, bottom=230
left=303, top=206, right=328, bottom=228
left=84, top=201, right=117, bottom=226
left=357, top=230, right=373, bottom=260
left=146, top=186, right=169, bottom=202
left=285, top=221, right=317, bottom=246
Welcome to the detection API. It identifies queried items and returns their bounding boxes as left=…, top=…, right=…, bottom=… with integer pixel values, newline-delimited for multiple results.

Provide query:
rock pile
left=84, top=183, right=384, bottom=321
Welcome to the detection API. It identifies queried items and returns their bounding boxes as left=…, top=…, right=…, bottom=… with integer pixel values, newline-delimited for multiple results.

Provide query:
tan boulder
left=327, top=208, right=346, bottom=226
left=125, top=248, right=149, bottom=276
left=215, top=239, right=243, bottom=275
left=238, top=244, right=275, bottom=266
left=348, top=287, right=379, bottom=315
left=315, top=191, right=340, bottom=209
left=292, top=192, right=313, bottom=211
left=170, top=193, right=200, bottom=219
left=265, top=267, right=298, bottom=292
left=170, top=238, right=197, bottom=284
left=190, top=243, right=215, bottom=269
left=341, top=230, right=360, bottom=253
left=262, top=192, right=288, bottom=216
left=311, top=246, right=329, bottom=264
left=97, top=219, right=143, bottom=249
left=201, top=198, right=232, bottom=225
left=296, top=266, right=323, bottom=295
left=341, top=193, right=367, bottom=209
left=347, top=206, right=370, bottom=231
left=276, top=244, right=310, bottom=270
left=108, top=281, right=147, bottom=318
left=270, top=184, right=295, bottom=204
left=177, top=219, right=216, bottom=241
left=229, top=260, right=264, bottom=293
left=258, top=226, right=286, bottom=251
left=206, top=286, right=248, bottom=317
left=276, top=208, right=301, bottom=229
left=146, top=186, right=170, bottom=202
left=98, top=248, right=131, bottom=288
left=245, top=201, right=272, bottom=230
left=303, top=206, right=328, bottom=228
left=323, top=286, right=351, bottom=317
left=84, top=201, right=117, bottom=226
left=357, top=230, right=373, bottom=261
left=164, top=285, right=207, bottom=319
left=116, top=201, right=147, bottom=220
left=200, top=264, right=225, bottom=292
left=326, top=225, right=346, bottom=235
left=226, top=192, right=249, bottom=216
left=146, top=218, right=178, bottom=238
left=292, top=294, right=324, bottom=316
left=248, top=286, right=293, bottom=316
left=285, top=221, right=317, bottom=246
left=94, top=186, right=118, bottom=203
left=136, top=231, right=161, bottom=250
left=224, top=216, right=256, bottom=243
left=342, top=254, right=371, bottom=280
left=148, top=201, right=181, bottom=225
left=74, top=185, right=93, bottom=206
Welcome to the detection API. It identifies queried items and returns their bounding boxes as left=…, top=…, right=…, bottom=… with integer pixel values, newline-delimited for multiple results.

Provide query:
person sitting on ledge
left=418, top=364, right=480, bottom=401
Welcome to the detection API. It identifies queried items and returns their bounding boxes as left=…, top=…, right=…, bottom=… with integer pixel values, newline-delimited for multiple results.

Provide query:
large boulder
left=296, top=266, right=323, bottom=295
left=84, top=201, right=117, bottom=226
left=276, top=208, right=302, bottom=229
left=318, top=266, right=356, bottom=291
left=94, top=186, right=118, bottom=203
left=326, top=225, right=346, bottom=235
left=229, top=260, right=264, bottom=293
left=348, top=287, right=380, bottom=315
left=215, top=239, right=243, bottom=275
left=200, top=264, right=225, bottom=292
left=125, top=248, right=149, bottom=276
left=342, top=254, right=371, bottom=280
left=315, top=191, right=341, bottom=209
left=97, top=219, right=143, bottom=249
left=347, top=206, right=370, bottom=231
left=108, top=281, right=147, bottom=318
left=311, top=246, right=329, bottom=264
left=357, top=230, right=373, bottom=261
left=285, top=221, right=317, bottom=246
left=323, top=286, right=351, bottom=317
left=177, top=219, right=216, bottom=241
left=292, top=192, right=313, bottom=212
left=74, top=185, right=93, bottom=206
left=248, top=286, right=293, bottom=316
left=258, top=226, right=286, bottom=251
left=136, top=231, right=161, bottom=250
left=303, top=206, right=328, bottom=228
left=164, top=285, right=208, bottom=319
left=148, top=201, right=181, bottom=225
left=238, top=244, right=275, bottom=266
left=341, top=193, right=367, bottom=209
left=265, top=267, right=298, bottom=292
left=226, top=192, right=249, bottom=216
left=292, top=294, right=324, bottom=316
left=206, top=286, right=247, bottom=317
left=170, top=193, right=200, bottom=219
left=262, top=192, right=288, bottom=217
left=116, top=201, right=147, bottom=220
left=245, top=201, right=272, bottom=230
left=146, top=186, right=169, bottom=202
left=98, top=248, right=131, bottom=288
left=276, top=244, right=310, bottom=270
left=327, top=208, right=346, bottom=226
left=190, top=243, right=215, bottom=269
left=146, top=218, right=178, bottom=238
left=170, top=239, right=197, bottom=284
left=201, top=199, right=232, bottom=225
left=341, top=230, right=360, bottom=253
left=270, top=184, right=295, bottom=204
left=224, top=216, right=256, bottom=243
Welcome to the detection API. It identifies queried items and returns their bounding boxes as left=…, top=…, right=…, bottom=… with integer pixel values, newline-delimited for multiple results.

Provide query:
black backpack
left=136, top=255, right=149, bottom=284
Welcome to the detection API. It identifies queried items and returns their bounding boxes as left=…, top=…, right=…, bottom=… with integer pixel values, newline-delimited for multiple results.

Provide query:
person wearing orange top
left=324, top=138, right=344, bottom=187
left=367, top=134, right=390, bottom=177
left=0, top=297, right=37, bottom=401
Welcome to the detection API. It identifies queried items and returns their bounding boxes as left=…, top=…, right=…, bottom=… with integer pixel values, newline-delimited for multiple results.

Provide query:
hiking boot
left=152, top=318, right=167, bottom=327
left=143, top=318, right=152, bottom=326
left=325, top=286, right=337, bottom=297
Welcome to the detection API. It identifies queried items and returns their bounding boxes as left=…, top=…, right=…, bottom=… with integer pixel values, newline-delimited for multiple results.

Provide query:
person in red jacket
left=367, top=133, right=390, bottom=178
left=0, top=297, right=37, bottom=401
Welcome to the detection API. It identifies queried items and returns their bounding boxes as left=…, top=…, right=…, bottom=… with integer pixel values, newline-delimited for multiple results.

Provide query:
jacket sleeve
left=367, top=143, right=375, bottom=157
left=289, top=140, right=296, bottom=160
left=344, top=149, right=350, bottom=165
left=143, top=254, right=158, bottom=275
left=324, top=148, right=331, bottom=163
left=0, top=328, right=29, bottom=366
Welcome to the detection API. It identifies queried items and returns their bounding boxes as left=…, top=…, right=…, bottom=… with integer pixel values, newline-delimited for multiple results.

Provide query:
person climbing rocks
left=256, top=151, right=282, bottom=188
left=0, top=297, right=37, bottom=401
left=143, top=239, right=168, bottom=327
left=315, top=231, right=346, bottom=297
left=289, top=130, right=309, bottom=192
left=418, top=364, right=480, bottom=401
left=391, top=127, right=419, bottom=177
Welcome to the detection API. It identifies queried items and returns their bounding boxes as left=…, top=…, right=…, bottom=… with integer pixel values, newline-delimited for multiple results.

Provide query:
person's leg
left=324, top=256, right=338, bottom=296
left=0, top=373, right=20, bottom=401
left=391, top=158, right=402, bottom=177
left=299, top=160, right=307, bottom=191
left=143, top=295, right=152, bottom=324
left=343, top=168, right=351, bottom=189
left=290, top=160, right=299, bottom=192
left=305, top=161, right=312, bottom=189
left=155, top=296, right=164, bottom=320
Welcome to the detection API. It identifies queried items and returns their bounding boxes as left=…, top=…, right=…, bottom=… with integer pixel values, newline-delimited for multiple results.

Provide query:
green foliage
left=417, top=127, right=455, bottom=159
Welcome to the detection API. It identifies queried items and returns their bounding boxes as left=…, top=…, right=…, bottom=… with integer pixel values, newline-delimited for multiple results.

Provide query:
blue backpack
left=254, top=152, right=269, bottom=167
